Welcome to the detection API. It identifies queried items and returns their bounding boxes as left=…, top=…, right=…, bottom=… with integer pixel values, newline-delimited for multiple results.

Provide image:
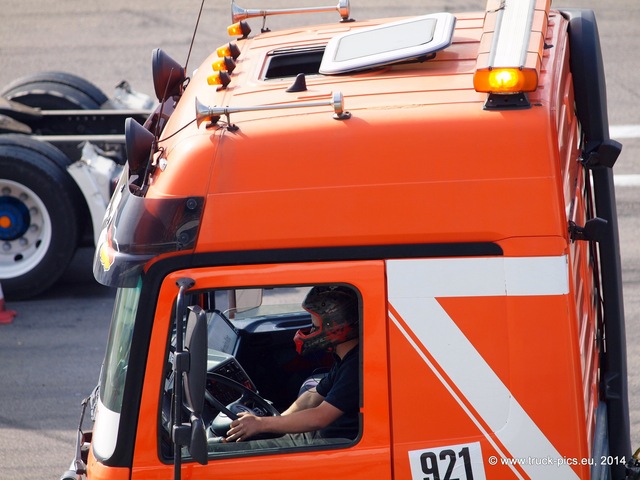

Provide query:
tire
left=1, top=71, right=108, bottom=110
left=0, top=133, right=75, bottom=171
left=0, top=134, right=89, bottom=244
left=0, top=135, right=82, bottom=300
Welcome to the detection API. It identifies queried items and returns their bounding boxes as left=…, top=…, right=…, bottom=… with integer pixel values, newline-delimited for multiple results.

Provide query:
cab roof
left=150, top=1, right=571, bottom=257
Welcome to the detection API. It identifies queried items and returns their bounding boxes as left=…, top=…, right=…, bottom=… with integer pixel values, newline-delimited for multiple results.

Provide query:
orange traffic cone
left=0, top=282, right=17, bottom=324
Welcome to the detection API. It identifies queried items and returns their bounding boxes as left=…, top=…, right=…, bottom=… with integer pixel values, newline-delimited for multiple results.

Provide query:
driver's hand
left=227, top=412, right=262, bottom=442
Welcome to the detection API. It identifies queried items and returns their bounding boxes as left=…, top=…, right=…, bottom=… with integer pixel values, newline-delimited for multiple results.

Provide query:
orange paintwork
left=87, top=449, right=130, bottom=480
left=90, top=2, right=610, bottom=479
left=131, top=262, right=392, bottom=480
left=387, top=292, right=590, bottom=479
left=150, top=10, right=573, bottom=259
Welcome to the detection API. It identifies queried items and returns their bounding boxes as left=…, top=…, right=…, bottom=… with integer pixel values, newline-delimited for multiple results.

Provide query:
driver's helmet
left=294, top=285, right=359, bottom=356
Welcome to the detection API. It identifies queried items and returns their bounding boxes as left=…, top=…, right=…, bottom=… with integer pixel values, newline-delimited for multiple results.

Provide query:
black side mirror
left=184, top=306, right=208, bottom=464
left=171, top=278, right=208, bottom=474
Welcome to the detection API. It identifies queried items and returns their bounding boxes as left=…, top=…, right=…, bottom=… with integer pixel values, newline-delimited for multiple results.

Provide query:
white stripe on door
left=387, top=256, right=579, bottom=479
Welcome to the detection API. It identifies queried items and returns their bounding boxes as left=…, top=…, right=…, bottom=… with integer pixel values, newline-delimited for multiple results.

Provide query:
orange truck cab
left=62, top=0, right=638, bottom=479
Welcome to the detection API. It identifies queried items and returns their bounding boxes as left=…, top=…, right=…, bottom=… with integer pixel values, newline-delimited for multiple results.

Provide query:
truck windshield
left=100, top=280, right=142, bottom=413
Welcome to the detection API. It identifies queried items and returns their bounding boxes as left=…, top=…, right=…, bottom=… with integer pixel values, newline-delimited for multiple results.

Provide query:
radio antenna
left=185, top=0, right=206, bottom=74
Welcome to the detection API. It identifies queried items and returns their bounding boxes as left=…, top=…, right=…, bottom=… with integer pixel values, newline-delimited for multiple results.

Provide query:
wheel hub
left=0, top=196, right=31, bottom=241
left=0, top=179, right=51, bottom=278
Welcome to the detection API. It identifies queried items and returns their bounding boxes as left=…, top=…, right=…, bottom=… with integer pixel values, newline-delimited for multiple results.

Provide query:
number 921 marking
left=409, top=442, right=486, bottom=480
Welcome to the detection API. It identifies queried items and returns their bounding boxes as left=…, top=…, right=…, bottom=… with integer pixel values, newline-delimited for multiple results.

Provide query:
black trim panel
left=563, top=8, right=630, bottom=477
left=189, top=243, right=504, bottom=269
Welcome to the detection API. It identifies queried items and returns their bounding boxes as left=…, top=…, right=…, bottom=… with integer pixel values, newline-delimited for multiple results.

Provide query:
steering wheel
left=206, top=372, right=280, bottom=438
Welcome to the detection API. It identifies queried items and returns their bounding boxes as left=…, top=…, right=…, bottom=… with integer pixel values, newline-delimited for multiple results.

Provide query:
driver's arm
left=281, top=387, right=324, bottom=415
left=226, top=390, right=343, bottom=441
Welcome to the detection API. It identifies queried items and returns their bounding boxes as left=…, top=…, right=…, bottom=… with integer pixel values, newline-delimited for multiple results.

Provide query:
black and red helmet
left=294, top=285, right=359, bottom=356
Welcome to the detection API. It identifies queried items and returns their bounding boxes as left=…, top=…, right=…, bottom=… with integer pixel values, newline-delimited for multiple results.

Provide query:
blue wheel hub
left=0, top=196, right=31, bottom=241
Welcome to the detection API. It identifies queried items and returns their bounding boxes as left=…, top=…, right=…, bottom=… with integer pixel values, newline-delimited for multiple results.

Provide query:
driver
left=222, top=285, right=360, bottom=447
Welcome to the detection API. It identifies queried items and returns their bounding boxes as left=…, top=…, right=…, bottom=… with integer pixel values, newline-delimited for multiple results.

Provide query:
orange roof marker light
left=207, top=71, right=232, bottom=89
left=474, top=0, right=550, bottom=108
left=212, top=56, right=237, bottom=74
left=227, top=20, right=252, bottom=38
left=216, top=42, right=241, bottom=60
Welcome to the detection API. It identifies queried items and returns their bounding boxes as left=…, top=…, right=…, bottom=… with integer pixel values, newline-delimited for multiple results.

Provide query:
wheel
left=1, top=71, right=108, bottom=110
left=0, top=135, right=82, bottom=300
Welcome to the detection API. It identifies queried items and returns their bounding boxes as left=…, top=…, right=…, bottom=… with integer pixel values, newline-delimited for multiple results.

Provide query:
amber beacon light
left=473, top=0, right=548, bottom=94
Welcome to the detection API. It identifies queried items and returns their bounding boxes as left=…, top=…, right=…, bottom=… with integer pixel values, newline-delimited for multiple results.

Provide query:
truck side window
left=161, top=284, right=362, bottom=459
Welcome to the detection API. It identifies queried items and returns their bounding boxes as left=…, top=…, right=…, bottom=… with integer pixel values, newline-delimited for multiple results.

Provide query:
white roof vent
left=319, top=13, right=456, bottom=75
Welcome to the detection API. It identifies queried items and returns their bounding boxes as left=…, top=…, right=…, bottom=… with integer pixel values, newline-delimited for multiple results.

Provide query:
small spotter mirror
left=152, top=48, right=186, bottom=102
left=125, top=117, right=155, bottom=178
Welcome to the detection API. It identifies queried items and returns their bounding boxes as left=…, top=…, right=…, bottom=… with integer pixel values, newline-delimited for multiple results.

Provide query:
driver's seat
left=297, top=370, right=328, bottom=397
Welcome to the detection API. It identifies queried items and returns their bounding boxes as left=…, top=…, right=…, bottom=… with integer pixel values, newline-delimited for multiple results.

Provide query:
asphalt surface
left=0, top=1, right=638, bottom=478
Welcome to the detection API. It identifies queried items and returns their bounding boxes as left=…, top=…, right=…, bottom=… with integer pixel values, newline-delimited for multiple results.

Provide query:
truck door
left=130, top=260, right=392, bottom=480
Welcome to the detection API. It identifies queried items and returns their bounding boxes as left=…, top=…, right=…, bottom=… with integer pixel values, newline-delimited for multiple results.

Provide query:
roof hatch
left=319, top=13, right=456, bottom=74
left=264, top=46, right=325, bottom=79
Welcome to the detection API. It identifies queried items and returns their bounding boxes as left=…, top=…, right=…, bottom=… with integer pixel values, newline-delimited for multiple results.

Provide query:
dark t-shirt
left=315, top=344, right=359, bottom=439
